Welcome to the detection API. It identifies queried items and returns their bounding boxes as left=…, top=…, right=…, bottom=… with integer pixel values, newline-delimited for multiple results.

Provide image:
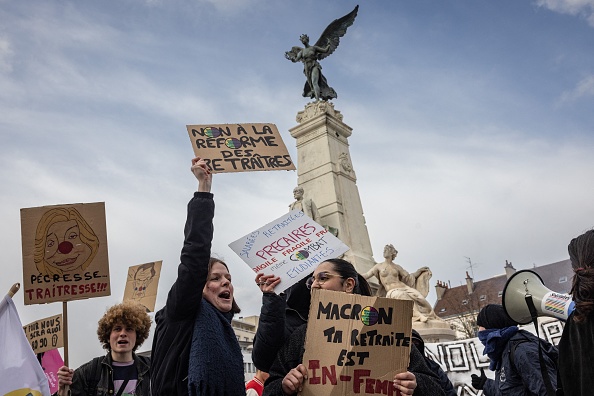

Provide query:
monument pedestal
left=289, top=102, right=375, bottom=274
left=290, top=102, right=458, bottom=341
left=413, top=322, right=457, bottom=343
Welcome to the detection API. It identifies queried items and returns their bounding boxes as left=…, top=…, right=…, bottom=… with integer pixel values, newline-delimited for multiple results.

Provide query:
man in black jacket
left=56, top=300, right=151, bottom=396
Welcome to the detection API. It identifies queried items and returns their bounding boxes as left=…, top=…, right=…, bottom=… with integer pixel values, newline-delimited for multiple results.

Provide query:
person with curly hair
left=558, top=229, right=594, bottom=396
left=55, top=300, right=151, bottom=396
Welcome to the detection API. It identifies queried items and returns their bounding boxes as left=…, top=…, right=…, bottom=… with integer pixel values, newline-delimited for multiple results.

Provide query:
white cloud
left=536, top=0, right=594, bottom=26
left=0, top=36, right=13, bottom=73
left=559, top=74, right=594, bottom=102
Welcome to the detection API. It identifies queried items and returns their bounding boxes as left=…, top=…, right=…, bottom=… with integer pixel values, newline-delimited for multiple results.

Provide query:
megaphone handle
left=524, top=294, right=539, bottom=322
left=523, top=294, right=557, bottom=396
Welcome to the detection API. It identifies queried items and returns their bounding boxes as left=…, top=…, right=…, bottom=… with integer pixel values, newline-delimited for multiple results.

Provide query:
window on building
left=462, top=299, right=468, bottom=305
left=440, top=308, right=446, bottom=313
left=480, top=295, right=486, bottom=301
left=498, top=291, right=503, bottom=297
left=559, top=276, right=568, bottom=283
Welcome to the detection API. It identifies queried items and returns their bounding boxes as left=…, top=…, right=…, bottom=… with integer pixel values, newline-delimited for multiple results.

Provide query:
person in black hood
left=411, top=330, right=457, bottom=396
left=472, top=304, right=558, bottom=395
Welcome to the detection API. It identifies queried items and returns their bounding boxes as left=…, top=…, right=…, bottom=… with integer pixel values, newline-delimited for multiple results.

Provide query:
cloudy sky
left=1, top=0, right=593, bottom=367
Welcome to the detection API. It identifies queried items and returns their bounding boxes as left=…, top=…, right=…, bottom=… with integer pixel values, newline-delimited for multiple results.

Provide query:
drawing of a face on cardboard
left=133, top=262, right=156, bottom=299
left=34, top=207, right=99, bottom=276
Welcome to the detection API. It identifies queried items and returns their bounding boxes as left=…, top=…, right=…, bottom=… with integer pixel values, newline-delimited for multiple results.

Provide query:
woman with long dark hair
left=262, top=258, right=445, bottom=396
left=558, top=229, right=594, bottom=396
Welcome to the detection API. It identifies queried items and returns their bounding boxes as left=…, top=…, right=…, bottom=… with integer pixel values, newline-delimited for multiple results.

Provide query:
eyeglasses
left=306, top=272, right=344, bottom=289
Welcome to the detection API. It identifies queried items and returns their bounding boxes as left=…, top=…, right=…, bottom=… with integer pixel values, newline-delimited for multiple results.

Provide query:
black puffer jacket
left=263, top=324, right=446, bottom=396
left=69, top=353, right=150, bottom=396
left=150, top=192, right=214, bottom=396
left=252, top=276, right=310, bottom=372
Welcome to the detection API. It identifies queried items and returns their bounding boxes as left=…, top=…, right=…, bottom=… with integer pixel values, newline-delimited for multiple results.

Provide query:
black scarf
left=188, top=300, right=244, bottom=396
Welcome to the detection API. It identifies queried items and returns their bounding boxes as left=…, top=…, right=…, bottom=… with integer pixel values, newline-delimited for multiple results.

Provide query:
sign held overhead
left=186, top=123, right=296, bottom=173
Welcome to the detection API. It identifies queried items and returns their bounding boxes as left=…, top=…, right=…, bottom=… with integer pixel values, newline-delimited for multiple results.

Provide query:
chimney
left=435, top=280, right=448, bottom=300
left=465, top=271, right=474, bottom=294
left=505, top=260, right=516, bottom=279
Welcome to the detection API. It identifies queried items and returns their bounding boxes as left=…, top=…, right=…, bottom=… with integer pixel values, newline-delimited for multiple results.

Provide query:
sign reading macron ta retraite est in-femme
left=186, top=123, right=296, bottom=173
left=302, top=289, right=414, bottom=396
left=229, top=210, right=349, bottom=291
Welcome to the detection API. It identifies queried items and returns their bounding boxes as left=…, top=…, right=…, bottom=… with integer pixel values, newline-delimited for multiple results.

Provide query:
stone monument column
left=289, top=101, right=375, bottom=274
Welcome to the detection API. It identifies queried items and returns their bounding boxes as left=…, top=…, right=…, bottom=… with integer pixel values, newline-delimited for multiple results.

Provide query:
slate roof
left=433, top=259, right=572, bottom=319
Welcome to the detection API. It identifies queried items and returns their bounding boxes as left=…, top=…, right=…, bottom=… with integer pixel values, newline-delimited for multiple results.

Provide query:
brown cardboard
left=22, top=314, right=64, bottom=354
left=301, top=289, right=413, bottom=396
left=186, top=123, right=296, bottom=173
left=20, top=202, right=111, bottom=305
left=122, top=260, right=162, bottom=312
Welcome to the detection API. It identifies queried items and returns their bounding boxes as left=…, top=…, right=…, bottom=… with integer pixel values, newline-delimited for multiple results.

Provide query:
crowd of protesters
left=53, top=158, right=592, bottom=396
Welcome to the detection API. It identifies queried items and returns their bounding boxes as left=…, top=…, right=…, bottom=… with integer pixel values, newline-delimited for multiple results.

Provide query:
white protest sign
left=229, top=210, right=350, bottom=291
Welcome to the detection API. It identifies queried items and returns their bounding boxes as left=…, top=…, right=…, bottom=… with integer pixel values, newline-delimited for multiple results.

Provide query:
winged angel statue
left=285, top=5, right=359, bottom=101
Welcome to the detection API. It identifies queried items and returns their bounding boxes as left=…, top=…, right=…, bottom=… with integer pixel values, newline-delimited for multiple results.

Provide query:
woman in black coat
left=558, top=229, right=594, bottom=396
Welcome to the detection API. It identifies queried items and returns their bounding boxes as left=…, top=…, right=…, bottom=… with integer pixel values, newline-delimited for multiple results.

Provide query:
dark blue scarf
left=188, top=300, right=244, bottom=396
left=478, top=326, right=519, bottom=371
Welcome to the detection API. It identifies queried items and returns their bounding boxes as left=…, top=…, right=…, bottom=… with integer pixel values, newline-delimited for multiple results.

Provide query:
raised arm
left=164, top=157, right=214, bottom=320
left=313, top=43, right=331, bottom=55
left=192, top=156, right=212, bottom=193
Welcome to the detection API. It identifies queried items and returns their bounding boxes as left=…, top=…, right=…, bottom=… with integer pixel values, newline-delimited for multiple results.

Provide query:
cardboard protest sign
left=23, top=314, right=63, bottom=354
left=123, top=261, right=162, bottom=312
left=229, top=210, right=350, bottom=291
left=186, top=123, right=296, bottom=173
left=21, top=202, right=111, bottom=305
left=301, top=289, right=413, bottom=396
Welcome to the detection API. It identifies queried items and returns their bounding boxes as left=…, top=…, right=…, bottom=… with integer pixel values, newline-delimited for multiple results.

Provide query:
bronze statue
left=285, top=5, right=359, bottom=101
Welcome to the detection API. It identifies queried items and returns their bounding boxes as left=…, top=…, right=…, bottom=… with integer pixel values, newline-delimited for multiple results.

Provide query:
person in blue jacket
left=471, top=304, right=557, bottom=396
